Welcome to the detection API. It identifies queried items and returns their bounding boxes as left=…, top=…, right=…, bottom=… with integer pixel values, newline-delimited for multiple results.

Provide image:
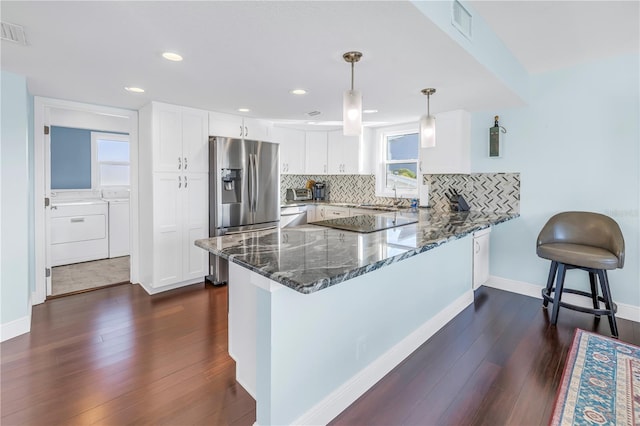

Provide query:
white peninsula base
left=228, top=234, right=474, bottom=425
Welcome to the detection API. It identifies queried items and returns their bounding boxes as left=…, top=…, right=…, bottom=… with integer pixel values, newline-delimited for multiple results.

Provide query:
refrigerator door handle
left=251, top=153, right=258, bottom=212
left=247, top=153, right=254, bottom=213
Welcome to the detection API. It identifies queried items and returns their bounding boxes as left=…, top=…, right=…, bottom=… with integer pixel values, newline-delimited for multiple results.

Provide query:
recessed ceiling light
left=162, top=52, right=183, bottom=61
left=124, top=86, right=145, bottom=93
left=363, top=109, right=378, bottom=114
left=238, top=108, right=250, bottom=112
left=290, top=89, right=307, bottom=95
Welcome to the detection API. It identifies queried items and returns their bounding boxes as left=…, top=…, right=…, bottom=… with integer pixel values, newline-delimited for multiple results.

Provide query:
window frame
left=91, top=131, right=130, bottom=189
left=375, top=124, right=420, bottom=199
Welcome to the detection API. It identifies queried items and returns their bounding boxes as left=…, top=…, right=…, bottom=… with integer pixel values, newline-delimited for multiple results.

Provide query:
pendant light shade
left=420, top=88, right=436, bottom=148
left=343, top=89, right=362, bottom=135
left=343, top=51, right=363, bottom=136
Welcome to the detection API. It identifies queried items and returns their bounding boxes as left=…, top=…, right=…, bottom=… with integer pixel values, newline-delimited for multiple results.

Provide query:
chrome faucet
left=392, top=184, right=401, bottom=206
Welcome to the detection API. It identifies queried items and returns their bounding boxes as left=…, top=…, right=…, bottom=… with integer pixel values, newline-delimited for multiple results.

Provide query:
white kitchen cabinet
left=274, top=126, right=305, bottom=174
left=306, top=205, right=316, bottom=222
left=305, top=131, right=328, bottom=175
left=209, top=111, right=273, bottom=141
left=349, top=208, right=375, bottom=217
left=152, top=103, right=208, bottom=173
left=324, top=206, right=350, bottom=219
left=420, top=110, right=471, bottom=174
left=314, top=205, right=327, bottom=222
left=472, top=227, right=491, bottom=290
left=328, top=130, right=360, bottom=174
left=139, top=102, right=209, bottom=292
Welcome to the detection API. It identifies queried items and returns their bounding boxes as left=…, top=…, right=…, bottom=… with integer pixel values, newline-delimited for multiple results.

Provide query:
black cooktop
left=312, top=214, right=418, bottom=233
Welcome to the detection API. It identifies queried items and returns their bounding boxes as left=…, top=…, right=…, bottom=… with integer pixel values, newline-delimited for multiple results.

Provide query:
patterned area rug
left=551, top=329, right=640, bottom=425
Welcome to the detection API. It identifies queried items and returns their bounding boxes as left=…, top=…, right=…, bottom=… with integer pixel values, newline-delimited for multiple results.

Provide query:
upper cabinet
left=305, top=131, right=328, bottom=175
left=273, top=126, right=305, bottom=175
left=327, top=130, right=360, bottom=174
left=150, top=103, right=209, bottom=173
left=420, top=110, right=471, bottom=174
left=209, top=111, right=273, bottom=142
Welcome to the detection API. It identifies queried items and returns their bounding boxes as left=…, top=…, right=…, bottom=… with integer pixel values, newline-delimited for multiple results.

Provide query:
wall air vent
left=307, top=111, right=321, bottom=117
left=451, top=0, right=472, bottom=40
left=1, top=21, right=27, bottom=45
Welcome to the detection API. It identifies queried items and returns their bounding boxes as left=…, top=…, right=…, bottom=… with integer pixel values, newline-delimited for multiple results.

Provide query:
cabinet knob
left=178, top=176, right=182, bottom=188
left=185, top=175, right=188, bottom=188
left=240, top=125, right=243, bottom=137
left=245, top=126, right=248, bottom=137
left=178, top=157, right=182, bottom=170
left=184, top=157, right=188, bottom=170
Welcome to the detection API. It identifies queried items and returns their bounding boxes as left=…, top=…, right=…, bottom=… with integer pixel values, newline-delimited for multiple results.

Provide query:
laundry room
left=48, top=107, right=131, bottom=297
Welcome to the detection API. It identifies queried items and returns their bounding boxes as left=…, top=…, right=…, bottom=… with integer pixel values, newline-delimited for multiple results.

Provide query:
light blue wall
left=411, top=0, right=529, bottom=104
left=471, top=53, right=640, bottom=308
left=28, top=95, right=35, bottom=292
left=257, top=236, right=472, bottom=425
left=1, top=71, right=31, bottom=326
left=50, top=126, right=92, bottom=189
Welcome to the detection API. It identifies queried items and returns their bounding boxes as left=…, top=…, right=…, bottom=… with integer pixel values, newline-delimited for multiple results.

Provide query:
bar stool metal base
left=541, top=261, right=619, bottom=338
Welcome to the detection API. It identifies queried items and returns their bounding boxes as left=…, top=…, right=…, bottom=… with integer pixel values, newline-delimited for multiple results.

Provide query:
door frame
left=33, top=97, right=139, bottom=304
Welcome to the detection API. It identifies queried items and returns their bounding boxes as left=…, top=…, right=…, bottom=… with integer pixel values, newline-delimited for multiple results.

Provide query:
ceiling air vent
left=451, top=0, right=472, bottom=40
left=1, top=21, right=27, bottom=45
left=307, top=111, right=321, bottom=117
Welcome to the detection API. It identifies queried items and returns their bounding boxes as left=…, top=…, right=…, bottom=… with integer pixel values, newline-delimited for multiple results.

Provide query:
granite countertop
left=195, top=210, right=518, bottom=295
left=281, top=200, right=406, bottom=212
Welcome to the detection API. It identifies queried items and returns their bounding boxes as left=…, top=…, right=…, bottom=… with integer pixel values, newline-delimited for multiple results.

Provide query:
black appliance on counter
left=448, top=189, right=470, bottom=212
left=313, top=182, right=326, bottom=200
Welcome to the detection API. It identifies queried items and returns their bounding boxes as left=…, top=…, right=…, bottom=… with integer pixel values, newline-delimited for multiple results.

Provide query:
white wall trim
left=485, top=275, right=640, bottom=323
left=291, top=289, right=474, bottom=426
left=1, top=303, right=31, bottom=342
left=136, top=278, right=203, bottom=296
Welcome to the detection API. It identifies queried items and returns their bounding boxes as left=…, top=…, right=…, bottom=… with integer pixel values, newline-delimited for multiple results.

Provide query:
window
left=91, top=132, right=130, bottom=188
left=376, top=128, right=419, bottom=198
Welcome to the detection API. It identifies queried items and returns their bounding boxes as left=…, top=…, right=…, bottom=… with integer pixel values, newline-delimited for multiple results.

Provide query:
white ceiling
left=1, top=1, right=638, bottom=127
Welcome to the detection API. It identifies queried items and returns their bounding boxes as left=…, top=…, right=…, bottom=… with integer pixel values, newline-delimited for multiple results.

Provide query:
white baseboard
left=291, top=289, right=474, bottom=426
left=1, top=307, right=32, bottom=342
left=137, top=277, right=203, bottom=295
left=484, top=275, right=640, bottom=323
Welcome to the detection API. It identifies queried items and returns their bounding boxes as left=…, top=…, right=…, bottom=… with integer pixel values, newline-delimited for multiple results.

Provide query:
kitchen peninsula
left=196, top=209, right=518, bottom=425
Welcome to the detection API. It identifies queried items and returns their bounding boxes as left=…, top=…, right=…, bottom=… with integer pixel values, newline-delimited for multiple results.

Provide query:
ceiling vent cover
left=1, top=21, right=27, bottom=45
left=451, top=0, right=472, bottom=40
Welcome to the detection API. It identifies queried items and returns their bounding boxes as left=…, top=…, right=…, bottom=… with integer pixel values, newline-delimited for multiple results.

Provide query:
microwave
left=286, top=188, right=312, bottom=201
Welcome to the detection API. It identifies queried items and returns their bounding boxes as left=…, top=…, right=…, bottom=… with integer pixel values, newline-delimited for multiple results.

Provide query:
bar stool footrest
left=541, top=287, right=617, bottom=316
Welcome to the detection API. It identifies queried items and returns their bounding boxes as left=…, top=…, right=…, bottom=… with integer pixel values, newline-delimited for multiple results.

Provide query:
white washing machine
left=51, top=190, right=109, bottom=266
left=102, top=190, right=130, bottom=258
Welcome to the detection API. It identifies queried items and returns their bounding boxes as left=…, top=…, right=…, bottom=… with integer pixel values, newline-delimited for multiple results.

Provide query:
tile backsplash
left=281, top=172, right=520, bottom=213
left=424, top=173, right=520, bottom=213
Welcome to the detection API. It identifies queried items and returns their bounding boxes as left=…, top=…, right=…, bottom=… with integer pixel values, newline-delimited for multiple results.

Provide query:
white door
left=182, top=172, right=209, bottom=281
left=275, top=127, right=305, bottom=174
left=305, top=131, right=328, bottom=174
left=153, top=172, right=183, bottom=287
left=154, top=104, right=183, bottom=173
left=209, top=111, right=244, bottom=139
left=182, top=107, right=209, bottom=173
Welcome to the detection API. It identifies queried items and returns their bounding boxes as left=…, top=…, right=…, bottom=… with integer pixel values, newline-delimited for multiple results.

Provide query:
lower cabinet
left=472, top=228, right=491, bottom=290
left=140, top=172, right=209, bottom=290
left=306, top=205, right=316, bottom=223
left=324, top=206, right=350, bottom=219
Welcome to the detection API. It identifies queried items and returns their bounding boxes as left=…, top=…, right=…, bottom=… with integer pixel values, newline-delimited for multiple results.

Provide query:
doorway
left=33, top=97, right=139, bottom=303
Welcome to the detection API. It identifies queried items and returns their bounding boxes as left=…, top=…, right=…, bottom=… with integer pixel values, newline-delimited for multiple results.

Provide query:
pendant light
left=420, top=88, right=436, bottom=148
left=343, top=51, right=363, bottom=136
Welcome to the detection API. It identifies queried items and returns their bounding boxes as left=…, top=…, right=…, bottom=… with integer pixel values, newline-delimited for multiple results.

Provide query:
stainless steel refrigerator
left=207, top=136, right=280, bottom=285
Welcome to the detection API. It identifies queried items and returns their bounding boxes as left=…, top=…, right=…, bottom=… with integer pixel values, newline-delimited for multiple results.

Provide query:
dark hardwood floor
left=2, top=283, right=638, bottom=425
